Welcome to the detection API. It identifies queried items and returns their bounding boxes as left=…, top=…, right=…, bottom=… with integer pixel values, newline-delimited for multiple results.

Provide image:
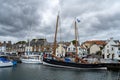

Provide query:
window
left=119, top=55, right=120, bottom=57
left=118, top=48, right=120, bottom=50
left=68, top=48, right=70, bottom=51
left=73, top=48, right=76, bottom=51
left=111, top=47, right=114, bottom=51
left=107, top=55, right=109, bottom=58
left=103, top=50, right=104, bottom=52
left=107, top=49, right=109, bottom=53
left=112, top=54, right=114, bottom=59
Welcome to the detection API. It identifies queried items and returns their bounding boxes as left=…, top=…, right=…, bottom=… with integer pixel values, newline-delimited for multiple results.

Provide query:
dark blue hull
left=43, top=58, right=107, bottom=69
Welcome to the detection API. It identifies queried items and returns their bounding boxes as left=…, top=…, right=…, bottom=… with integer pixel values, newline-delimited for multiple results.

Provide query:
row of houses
left=82, top=37, right=120, bottom=60
left=0, top=37, right=120, bottom=60
left=55, top=38, right=120, bottom=60
left=0, top=39, right=50, bottom=53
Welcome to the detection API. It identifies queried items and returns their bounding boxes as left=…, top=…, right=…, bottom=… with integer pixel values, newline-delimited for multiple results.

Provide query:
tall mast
left=28, top=39, right=30, bottom=52
left=53, top=14, right=59, bottom=55
left=74, top=20, right=78, bottom=54
left=28, top=25, right=32, bottom=52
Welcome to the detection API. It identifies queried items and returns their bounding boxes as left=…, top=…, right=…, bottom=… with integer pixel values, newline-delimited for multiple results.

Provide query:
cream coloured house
left=90, top=44, right=101, bottom=54
left=82, top=40, right=106, bottom=54
left=56, top=43, right=66, bottom=57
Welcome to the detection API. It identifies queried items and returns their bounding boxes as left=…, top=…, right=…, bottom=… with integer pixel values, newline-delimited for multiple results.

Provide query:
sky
left=0, top=0, right=120, bottom=43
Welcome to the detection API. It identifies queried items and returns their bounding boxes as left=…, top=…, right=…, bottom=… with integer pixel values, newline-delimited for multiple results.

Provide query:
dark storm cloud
left=0, top=0, right=120, bottom=42
left=83, top=14, right=120, bottom=34
left=58, top=0, right=120, bottom=42
left=0, top=0, right=45, bottom=39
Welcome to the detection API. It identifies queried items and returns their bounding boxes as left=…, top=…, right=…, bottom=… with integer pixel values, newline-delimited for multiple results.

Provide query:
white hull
left=21, top=59, right=42, bottom=64
left=43, top=61, right=107, bottom=70
left=20, top=53, right=43, bottom=64
left=0, top=61, right=13, bottom=67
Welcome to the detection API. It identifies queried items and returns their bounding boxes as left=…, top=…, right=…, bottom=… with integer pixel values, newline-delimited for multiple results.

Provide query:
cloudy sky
left=0, top=0, right=120, bottom=43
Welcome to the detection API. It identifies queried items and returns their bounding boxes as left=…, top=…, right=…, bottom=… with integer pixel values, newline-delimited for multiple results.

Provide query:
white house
left=0, top=42, right=6, bottom=53
left=66, top=42, right=87, bottom=57
left=102, top=38, right=120, bottom=60
left=112, top=45, right=120, bottom=60
left=0, top=46, right=6, bottom=52
left=56, top=43, right=66, bottom=57
left=25, top=46, right=33, bottom=52
left=67, top=42, right=76, bottom=53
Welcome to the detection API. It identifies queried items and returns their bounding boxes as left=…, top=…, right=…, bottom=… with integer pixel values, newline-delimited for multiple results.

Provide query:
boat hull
left=21, top=59, right=42, bottom=64
left=43, top=58, right=107, bottom=69
left=106, top=63, right=120, bottom=70
left=0, top=62, right=13, bottom=67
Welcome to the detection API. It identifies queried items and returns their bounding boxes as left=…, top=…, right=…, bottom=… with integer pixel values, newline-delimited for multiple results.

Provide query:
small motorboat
left=0, top=57, right=17, bottom=67
left=20, top=52, right=43, bottom=64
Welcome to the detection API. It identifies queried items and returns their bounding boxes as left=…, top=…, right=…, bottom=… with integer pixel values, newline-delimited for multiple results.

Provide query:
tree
left=16, top=41, right=26, bottom=44
left=71, top=40, right=79, bottom=45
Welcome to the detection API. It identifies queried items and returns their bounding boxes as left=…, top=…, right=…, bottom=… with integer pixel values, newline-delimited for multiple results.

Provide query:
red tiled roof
left=84, top=40, right=106, bottom=45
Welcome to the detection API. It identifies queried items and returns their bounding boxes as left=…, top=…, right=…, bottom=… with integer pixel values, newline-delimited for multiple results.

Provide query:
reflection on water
left=0, top=63, right=120, bottom=80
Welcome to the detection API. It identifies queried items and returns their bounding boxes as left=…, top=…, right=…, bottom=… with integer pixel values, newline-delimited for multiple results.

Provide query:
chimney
left=110, top=37, right=113, bottom=40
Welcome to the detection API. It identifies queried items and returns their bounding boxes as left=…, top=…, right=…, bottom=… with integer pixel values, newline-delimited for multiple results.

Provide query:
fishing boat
left=21, top=52, right=43, bottom=64
left=43, top=14, right=107, bottom=69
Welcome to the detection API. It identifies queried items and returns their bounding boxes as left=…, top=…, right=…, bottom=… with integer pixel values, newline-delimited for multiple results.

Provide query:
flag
left=77, top=19, right=80, bottom=23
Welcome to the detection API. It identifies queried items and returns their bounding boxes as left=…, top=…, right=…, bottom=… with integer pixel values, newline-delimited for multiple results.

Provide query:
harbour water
left=0, top=63, right=120, bottom=80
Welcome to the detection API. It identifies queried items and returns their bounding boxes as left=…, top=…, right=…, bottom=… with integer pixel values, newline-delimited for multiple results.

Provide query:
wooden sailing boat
left=43, top=14, right=107, bottom=69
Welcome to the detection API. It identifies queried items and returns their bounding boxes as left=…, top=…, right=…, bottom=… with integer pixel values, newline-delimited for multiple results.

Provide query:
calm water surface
left=0, top=63, right=120, bottom=80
